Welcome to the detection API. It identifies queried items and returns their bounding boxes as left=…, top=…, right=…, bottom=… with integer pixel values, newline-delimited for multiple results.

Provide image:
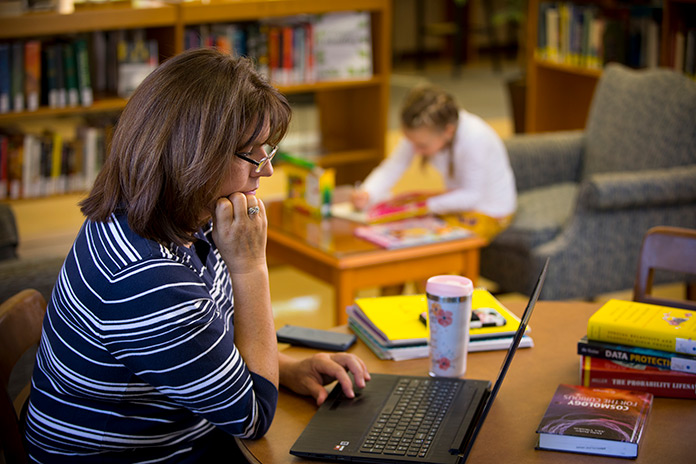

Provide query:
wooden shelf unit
left=525, top=0, right=694, bottom=133
left=0, top=0, right=392, bottom=188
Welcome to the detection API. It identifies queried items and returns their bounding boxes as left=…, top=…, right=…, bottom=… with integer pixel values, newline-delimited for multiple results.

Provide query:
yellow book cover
left=587, top=299, right=696, bottom=355
left=353, top=289, right=525, bottom=346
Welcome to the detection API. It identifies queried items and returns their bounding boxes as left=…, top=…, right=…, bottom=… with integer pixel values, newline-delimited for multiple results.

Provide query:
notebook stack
left=347, top=288, right=533, bottom=361
left=578, top=299, right=696, bottom=399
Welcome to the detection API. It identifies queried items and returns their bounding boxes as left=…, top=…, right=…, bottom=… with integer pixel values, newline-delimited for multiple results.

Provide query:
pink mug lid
left=426, top=275, right=473, bottom=297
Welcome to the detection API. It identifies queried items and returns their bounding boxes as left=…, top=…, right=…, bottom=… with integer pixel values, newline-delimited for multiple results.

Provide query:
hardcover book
left=578, top=335, right=696, bottom=374
left=536, top=384, right=652, bottom=458
left=580, top=355, right=696, bottom=399
left=587, top=299, right=696, bottom=355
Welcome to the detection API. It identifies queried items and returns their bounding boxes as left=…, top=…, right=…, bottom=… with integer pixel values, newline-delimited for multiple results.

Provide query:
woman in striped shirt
left=24, top=48, right=370, bottom=463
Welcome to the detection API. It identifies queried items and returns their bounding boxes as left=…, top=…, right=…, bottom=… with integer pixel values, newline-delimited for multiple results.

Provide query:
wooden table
left=239, top=301, right=696, bottom=463
left=265, top=202, right=487, bottom=325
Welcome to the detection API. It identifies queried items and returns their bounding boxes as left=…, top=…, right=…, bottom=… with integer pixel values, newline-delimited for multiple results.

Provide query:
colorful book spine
left=268, top=25, right=280, bottom=84
left=22, top=133, right=40, bottom=198
left=11, top=41, right=24, bottom=112
left=63, top=41, right=79, bottom=107
left=7, top=134, right=23, bottom=199
left=0, top=43, right=11, bottom=113
left=587, top=299, right=696, bottom=356
left=54, top=42, right=67, bottom=108
left=50, top=131, right=64, bottom=194
left=0, top=134, right=8, bottom=199
left=45, top=43, right=60, bottom=108
left=578, top=336, right=696, bottom=374
left=581, top=356, right=696, bottom=399
left=74, top=38, right=93, bottom=107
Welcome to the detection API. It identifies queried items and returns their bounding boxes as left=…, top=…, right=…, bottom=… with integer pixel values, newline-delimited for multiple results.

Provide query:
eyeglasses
left=234, top=145, right=278, bottom=173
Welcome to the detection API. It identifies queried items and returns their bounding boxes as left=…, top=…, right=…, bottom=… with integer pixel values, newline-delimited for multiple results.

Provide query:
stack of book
left=347, top=288, right=533, bottom=361
left=579, top=299, right=696, bottom=399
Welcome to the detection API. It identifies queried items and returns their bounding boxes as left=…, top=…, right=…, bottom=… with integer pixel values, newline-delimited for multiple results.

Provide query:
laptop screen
left=458, top=258, right=549, bottom=460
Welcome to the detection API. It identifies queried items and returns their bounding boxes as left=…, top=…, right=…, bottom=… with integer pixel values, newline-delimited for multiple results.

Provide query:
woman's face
left=217, top=124, right=274, bottom=200
left=403, top=123, right=455, bottom=157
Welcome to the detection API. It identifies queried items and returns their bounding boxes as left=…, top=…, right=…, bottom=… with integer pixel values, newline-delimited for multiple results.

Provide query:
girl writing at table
left=352, top=84, right=516, bottom=241
left=24, top=49, right=370, bottom=463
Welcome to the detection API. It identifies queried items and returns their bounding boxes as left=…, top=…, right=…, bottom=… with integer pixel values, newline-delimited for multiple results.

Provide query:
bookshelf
left=0, top=0, right=392, bottom=206
left=525, top=0, right=695, bottom=133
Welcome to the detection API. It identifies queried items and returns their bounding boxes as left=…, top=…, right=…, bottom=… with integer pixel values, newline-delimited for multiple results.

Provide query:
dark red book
left=581, top=355, right=696, bottom=399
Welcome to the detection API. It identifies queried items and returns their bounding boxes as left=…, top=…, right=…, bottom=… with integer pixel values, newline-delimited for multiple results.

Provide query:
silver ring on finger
left=247, top=206, right=260, bottom=217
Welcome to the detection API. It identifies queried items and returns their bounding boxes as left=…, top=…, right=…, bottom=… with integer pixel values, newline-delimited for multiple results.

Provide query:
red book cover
left=581, top=355, right=696, bottom=399
left=282, top=25, right=293, bottom=85
left=24, top=40, right=41, bottom=111
left=304, top=22, right=314, bottom=83
left=268, top=26, right=280, bottom=84
left=536, top=384, right=652, bottom=458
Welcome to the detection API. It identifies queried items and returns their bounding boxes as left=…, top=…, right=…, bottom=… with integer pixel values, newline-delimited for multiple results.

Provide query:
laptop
left=290, top=258, right=549, bottom=464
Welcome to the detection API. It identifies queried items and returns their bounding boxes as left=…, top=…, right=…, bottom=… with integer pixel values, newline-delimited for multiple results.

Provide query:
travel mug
left=426, top=275, right=473, bottom=377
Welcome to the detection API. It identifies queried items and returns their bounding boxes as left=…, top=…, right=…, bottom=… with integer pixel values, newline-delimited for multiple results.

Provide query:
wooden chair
left=0, top=289, right=47, bottom=464
left=633, top=226, right=696, bottom=310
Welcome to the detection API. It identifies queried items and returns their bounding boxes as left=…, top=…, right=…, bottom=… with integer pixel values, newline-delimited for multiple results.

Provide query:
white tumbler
left=426, top=275, right=473, bottom=377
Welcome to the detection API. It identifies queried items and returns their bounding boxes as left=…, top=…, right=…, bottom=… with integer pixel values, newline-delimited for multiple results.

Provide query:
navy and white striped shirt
left=25, top=213, right=278, bottom=463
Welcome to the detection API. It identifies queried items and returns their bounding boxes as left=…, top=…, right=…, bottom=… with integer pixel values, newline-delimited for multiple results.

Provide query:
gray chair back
left=583, top=63, right=696, bottom=179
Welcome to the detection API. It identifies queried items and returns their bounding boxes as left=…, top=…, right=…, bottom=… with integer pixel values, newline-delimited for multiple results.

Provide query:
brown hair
left=80, top=49, right=291, bottom=246
left=401, top=84, right=459, bottom=131
left=401, top=84, right=459, bottom=177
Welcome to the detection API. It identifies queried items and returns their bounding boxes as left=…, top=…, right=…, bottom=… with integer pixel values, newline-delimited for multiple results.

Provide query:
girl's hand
left=351, top=189, right=370, bottom=211
left=212, top=193, right=267, bottom=274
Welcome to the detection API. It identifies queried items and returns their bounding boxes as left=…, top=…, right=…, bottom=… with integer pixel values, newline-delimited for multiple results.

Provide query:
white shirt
left=361, top=110, right=516, bottom=218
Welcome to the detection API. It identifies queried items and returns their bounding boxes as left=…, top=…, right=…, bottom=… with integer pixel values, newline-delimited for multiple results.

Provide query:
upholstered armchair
left=481, top=63, right=696, bottom=300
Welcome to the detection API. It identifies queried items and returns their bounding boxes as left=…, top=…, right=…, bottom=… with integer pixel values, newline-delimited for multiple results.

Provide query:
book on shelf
left=62, top=41, right=79, bottom=107
left=6, top=133, right=23, bottom=199
left=353, top=216, right=473, bottom=249
left=116, top=30, right=158, bottom=99
left=580, top=355, right=696, bottom=399
left=350, top=289, right=529, bottom=347
left=587, top=299, right=696, bottom=356
left=578, top=335, right=696, bottom=375
left=24, top=40, right=41, bottom=112
left=536, top=384, right=652, bottom=458
left=44, top=43, right=62, bottom=108
left=347, top=305, right=533, bottom=361
left=0, top=43, right=10, bottom=113
left=0, top=134, right=8, bottom=199
left=313, top=11, right=372, bottom=81
left=11, top=41, right=24, bottom=113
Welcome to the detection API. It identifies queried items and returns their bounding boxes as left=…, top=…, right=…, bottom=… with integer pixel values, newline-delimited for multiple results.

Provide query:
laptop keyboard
left=360, top=378, right=459, bottom=458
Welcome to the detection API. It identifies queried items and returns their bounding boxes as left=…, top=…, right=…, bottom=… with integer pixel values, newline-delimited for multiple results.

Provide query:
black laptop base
left=290, top=374, right=490, bottom=464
